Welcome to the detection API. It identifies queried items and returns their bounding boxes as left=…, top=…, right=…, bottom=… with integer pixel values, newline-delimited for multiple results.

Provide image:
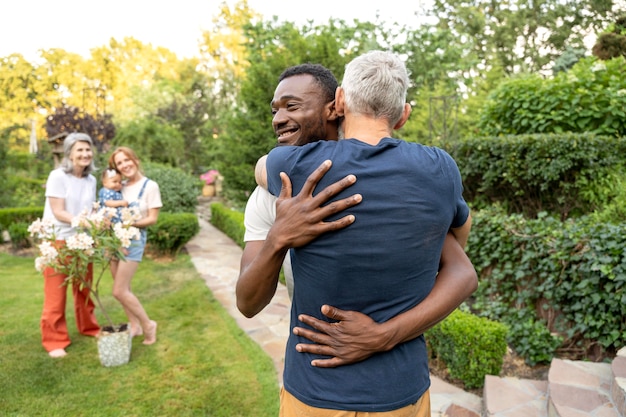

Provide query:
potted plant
left=200, top=169, right=220, bottom=197
left=28, top=205, right=141, bottom=367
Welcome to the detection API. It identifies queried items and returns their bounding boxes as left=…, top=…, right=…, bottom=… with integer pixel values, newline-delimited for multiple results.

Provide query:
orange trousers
left=41, top=261, right=100, bottom=352
left=279, top=387, right=431, bottom=417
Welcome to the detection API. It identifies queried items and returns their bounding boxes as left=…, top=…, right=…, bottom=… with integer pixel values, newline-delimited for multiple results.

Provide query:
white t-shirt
left=121, top=177, right=163, bottom=218
left=243, top=186, right=294, bottom=300
left=43, top=168, right=96, bottom=240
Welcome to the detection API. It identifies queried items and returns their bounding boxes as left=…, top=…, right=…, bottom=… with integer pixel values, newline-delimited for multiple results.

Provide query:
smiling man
left=237, top=60, right=476, bottom=366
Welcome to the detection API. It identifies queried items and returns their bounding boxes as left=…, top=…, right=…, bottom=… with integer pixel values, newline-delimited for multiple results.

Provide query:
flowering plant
left=28, top=204, right=141, bottom=328
left=200, top=169, right=220, bottom=185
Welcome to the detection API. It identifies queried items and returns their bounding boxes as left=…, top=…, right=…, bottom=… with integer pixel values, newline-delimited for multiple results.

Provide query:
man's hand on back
left=269, top=160, right=362, bottom=249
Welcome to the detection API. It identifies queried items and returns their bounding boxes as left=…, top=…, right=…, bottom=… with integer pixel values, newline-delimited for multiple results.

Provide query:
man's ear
left=324, top=99, right=339, bottom=121
left=335, top=87, right=345, bottom=117
left=393, top=103, right=412, bottom=130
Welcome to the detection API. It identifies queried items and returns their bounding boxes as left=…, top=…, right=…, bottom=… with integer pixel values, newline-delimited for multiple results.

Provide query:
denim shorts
left=125, top=229, right=147, bottom=262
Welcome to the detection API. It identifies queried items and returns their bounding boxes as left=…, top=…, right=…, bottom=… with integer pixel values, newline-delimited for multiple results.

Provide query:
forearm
left=105, top=200, right=127, bottom=208
left=236, top=237, right=288, bottom=317
left=451, top=213, right=472, bottom=248
left=48, top=197, right=73, bottom=224
left=133, top=208, right=159, bottom=228
left=378, top=264, right=477, bottom=350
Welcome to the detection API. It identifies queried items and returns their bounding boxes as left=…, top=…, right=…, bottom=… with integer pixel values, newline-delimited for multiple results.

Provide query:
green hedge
left=452, top=133, right=626, bottom=219
left=7, top=222, right=31, bottom=249
left=468, top=206, right=626, bottom=364
left=210, top=203, right=245, bottom=248
left=427, top=309, right=508, bottom=389
left=0, top=207, right=44, bottom=234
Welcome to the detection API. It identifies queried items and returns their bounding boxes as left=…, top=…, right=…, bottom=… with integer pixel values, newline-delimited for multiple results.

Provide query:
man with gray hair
left=258, top=50, right=473, bottom=415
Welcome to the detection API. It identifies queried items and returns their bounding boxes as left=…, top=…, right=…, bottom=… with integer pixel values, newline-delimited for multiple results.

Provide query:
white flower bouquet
left=28, top=204, right=142, bottom=327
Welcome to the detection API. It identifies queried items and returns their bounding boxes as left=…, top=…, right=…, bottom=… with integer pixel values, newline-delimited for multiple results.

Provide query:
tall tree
left=88, top=37, right=186, bottom=123
left=0, top=54, right=44, bottom=148
left=431, top=0, right=617, bottom=74
left=45, top=105, right=116, bottom=153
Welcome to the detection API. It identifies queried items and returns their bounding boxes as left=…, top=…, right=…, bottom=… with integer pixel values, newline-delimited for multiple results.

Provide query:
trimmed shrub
left=7, top=222, right=31, bottom=249
left=427, top=309, right=508, bottom=389
left=147, top=212, right=200, bottom=255
left=143, top=162, right=200, bottom=214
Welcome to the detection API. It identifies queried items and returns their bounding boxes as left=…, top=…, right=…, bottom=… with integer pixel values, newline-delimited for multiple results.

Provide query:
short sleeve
left=244, top=186, right=277, bottom=242
left=145, top=181, right=162, bottom=209
left=45, top=169, right=67, bottom=198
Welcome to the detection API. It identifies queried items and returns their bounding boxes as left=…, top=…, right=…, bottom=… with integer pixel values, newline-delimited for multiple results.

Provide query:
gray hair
left=60, top=132, right=97, bottom=177
left=341, top=50, right=409, bottom=128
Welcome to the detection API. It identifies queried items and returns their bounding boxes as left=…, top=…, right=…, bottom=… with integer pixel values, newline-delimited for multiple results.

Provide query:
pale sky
left=2, top=0, right=429, bottom=62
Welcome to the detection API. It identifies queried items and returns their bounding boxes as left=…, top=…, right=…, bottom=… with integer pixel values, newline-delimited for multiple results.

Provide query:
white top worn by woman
left=43, top=168, right=96, bottom=240
left=122, top=178, right=162, bottom=218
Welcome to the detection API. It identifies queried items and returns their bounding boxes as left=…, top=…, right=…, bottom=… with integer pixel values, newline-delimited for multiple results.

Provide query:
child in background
left=99, top=168, right=128, bottom=222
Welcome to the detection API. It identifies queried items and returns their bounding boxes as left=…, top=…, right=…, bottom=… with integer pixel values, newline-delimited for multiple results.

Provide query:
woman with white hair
left=41, top=132, right=100, bottom=358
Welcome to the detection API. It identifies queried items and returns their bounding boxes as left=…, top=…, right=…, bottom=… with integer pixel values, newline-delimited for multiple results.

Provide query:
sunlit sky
left=2, top=0, right=430, bottom=61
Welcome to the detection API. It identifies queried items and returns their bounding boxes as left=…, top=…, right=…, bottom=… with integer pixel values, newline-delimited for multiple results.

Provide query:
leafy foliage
left=592, top=14, right=626, bottom=60
left=0, top=150, right=52, bottom=209
left=453, top=133, right=626, bottom=219
left=552, top=46, right=586, bottom=74
left=5, top=175, right=45, bottom=208
left=113, top=67, right=220, bottom=175
left=478, top=56, right=626, bottom=137
left=143, top=162, right=200, bottom=214
left=147, top=212, right=200, bottom=255
left=431, top=0, right=616, bottom=74
left=467, top=207, right=626, bottom=363
left=113, top=118, right=186, bottom=168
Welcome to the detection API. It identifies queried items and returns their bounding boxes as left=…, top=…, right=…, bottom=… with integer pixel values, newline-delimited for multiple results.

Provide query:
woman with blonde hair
left=108, top=146, right=161, bottom=345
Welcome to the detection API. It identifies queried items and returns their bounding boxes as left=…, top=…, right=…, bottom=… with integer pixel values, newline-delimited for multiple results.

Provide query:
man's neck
left=342, top=114, right=392, bottom=145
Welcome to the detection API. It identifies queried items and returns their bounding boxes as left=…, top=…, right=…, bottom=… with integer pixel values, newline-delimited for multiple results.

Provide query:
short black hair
left=278, top=63, right=338, bottom=104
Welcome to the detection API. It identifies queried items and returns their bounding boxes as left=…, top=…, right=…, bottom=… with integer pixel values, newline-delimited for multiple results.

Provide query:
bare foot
left=49, top=348, right=67, bottom=358
left=143, top=320, right=157, bottom=345
left=130, top=323, right=143, bottom=337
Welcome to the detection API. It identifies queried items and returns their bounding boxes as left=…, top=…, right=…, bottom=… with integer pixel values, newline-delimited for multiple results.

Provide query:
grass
left=0, top=252, right=279, bottom=416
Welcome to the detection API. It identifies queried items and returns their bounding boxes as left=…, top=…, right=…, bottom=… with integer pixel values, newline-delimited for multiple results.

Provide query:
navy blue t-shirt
left=266, top=138, right=469, bottom=412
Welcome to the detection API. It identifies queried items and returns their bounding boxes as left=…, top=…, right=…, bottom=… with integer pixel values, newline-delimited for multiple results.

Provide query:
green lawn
left=0, top=252, right=279, bottom=417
